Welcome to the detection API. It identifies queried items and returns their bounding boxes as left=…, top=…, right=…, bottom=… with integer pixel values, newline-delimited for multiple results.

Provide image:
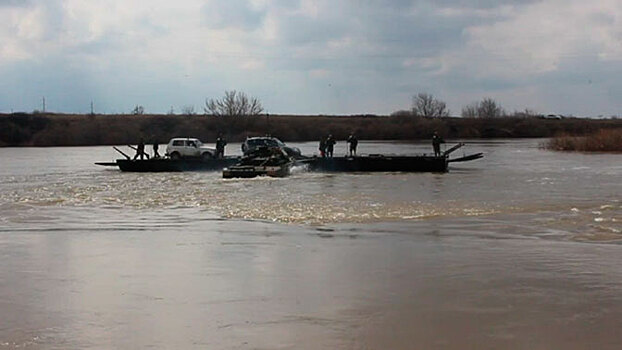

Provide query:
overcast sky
left=1, top=0, right=621, bottom=116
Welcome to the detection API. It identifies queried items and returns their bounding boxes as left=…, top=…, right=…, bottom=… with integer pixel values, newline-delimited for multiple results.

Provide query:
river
left=0, top=139, right=621, bottom=349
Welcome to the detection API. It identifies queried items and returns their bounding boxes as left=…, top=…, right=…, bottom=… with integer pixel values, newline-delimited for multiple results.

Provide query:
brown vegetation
left=544, top=128, right=622, bottom=152
left=1, top=112, right=621, bottom=147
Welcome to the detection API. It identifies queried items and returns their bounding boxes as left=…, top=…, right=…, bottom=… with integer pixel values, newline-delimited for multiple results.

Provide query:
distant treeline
left=1, top=112, right=621, bottom=147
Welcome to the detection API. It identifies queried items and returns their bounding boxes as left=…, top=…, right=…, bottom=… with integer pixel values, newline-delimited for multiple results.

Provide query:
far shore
left=1, top=112, right=621, bottom=147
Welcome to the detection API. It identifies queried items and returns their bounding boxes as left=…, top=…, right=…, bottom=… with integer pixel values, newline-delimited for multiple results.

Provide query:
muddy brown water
left=1, top=139, right=620, bottom=349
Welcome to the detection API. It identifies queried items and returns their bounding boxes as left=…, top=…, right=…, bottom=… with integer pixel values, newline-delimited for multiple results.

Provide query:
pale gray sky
left=1, top=0, right=621, bottom=117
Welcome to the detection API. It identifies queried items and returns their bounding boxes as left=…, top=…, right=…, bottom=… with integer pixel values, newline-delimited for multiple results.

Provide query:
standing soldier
left=216, top=134, right=227, bottom=158
left=152, top=139, right=161, bottom=158
left=325, top=134, right=336, bottom=157
left=346, top=132, right=358, bottom=156
left=133, top=138, right=149, bottom=160
left=432, top=131, right=445, bottom=157
left=319, top=137, right=326, bottom=157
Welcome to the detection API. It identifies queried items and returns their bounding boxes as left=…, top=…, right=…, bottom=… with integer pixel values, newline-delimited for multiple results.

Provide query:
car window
left=186, top=141, right=196, bottom=147
left=172, top=140, right=183, bottom=146
left=248, top=139, right=266, bottom=147
left=266, top=139, right=278, bottom=147
left=246, top=138, right=283, bottom=148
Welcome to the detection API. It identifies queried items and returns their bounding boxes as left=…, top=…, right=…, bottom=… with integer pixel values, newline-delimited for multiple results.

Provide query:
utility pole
left=42, top=96, right=46, bottom=113
left=90, top=101, right=94, bottom=115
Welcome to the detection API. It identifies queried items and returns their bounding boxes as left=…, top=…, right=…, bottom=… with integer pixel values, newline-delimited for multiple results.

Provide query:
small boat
left=223, top=147, right=294, bottom=178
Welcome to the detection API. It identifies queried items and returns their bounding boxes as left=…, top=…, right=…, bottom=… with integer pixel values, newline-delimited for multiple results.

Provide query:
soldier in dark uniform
left=346, top=132, right=358, bottom=156
left=152, top=141, right=161, bottom=158
left=319, top=137, right=326, bottom=157
left=216, top=134, right=227, bottom=158
left=432, top=131, right=444, bottom=157
left=325, top=134, right=336, bottom=157
left=133, top=138, right=149, bottom=160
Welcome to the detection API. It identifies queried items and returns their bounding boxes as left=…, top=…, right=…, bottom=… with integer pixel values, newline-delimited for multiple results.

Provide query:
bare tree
left=181, top=105, right=196, bottom=116
left=411, top=93, right=450, bottom=118
left=478, top=98, right=505, bottom=118
left=132, top=105, right=145, bottom=115
left=512, top=108, right=538, bottom=118
left=461, top=98, right=506, bottom=118
left=461, top=102, right=479, bottom=118
left=204, top=90, right=263, bottom=117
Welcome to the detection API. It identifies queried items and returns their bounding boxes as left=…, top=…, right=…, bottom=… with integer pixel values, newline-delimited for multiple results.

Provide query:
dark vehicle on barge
left=223, top=147, right=294, bottom=178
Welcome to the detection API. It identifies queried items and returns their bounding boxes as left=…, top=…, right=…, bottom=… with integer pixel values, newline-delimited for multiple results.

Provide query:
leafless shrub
left=512, top=109, right=539, bottom=118
left=132, top=105, right=145, bottom=115
left=181, top=105, right=196, bottom=116
left=461, top=103, right=479, bottom=118
left=461, top=98, right=505, bottom=118
left=478, top=98, right=505, bottom=118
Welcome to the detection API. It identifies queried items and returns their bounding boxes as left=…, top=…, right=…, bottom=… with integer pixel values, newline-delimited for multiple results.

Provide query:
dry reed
left=545, top=128, right=622, bottom=152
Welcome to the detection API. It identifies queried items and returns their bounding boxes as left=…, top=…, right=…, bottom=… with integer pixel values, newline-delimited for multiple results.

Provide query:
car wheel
left=202, top=152, right=214, bottom=160
left=170, top=152, right=181, bottom=160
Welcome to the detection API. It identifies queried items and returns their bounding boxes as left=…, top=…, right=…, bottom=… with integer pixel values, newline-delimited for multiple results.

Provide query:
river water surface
left=1, top=139, right=621, bottom=349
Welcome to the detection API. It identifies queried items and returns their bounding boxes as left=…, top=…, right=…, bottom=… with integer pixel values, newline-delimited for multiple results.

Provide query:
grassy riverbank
left=1, top=112, right=621, bottom=147
left=544, top=128, right=622, bottom=152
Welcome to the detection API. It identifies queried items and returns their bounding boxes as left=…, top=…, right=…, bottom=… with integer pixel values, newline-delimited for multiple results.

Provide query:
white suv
left=165, top=138, right=216, bottom=160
